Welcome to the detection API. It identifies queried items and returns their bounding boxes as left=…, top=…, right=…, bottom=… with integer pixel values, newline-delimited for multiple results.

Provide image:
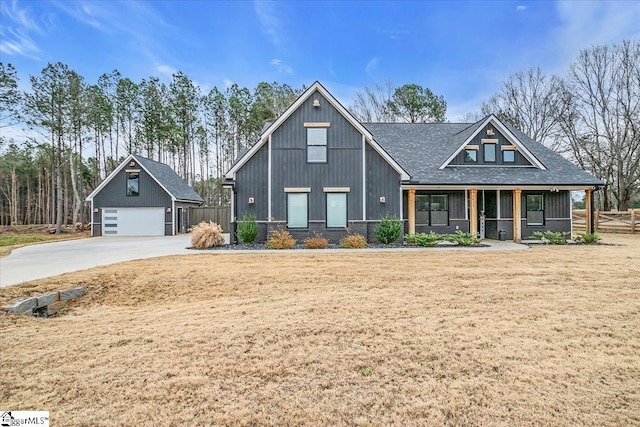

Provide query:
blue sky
left=1, top=0, right=639, bottom=122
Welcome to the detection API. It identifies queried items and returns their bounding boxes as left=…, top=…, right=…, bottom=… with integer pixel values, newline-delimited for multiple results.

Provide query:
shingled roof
left=133, top=155, right=204, bottom=202
left=364, top=120, right=603, bottom=187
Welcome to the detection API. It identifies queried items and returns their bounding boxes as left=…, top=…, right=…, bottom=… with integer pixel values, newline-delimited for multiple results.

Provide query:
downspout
left=171, top=199, right=176, bottom=236
left=268, top=134, right=272, bottom=221
left=362, top=135, right=366, bottom=221
left=91, top=199, right=94, bottom=236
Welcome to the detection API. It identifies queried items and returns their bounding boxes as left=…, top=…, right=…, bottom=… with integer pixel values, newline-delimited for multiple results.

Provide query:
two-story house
left=224, top=82, right=602, bottom=243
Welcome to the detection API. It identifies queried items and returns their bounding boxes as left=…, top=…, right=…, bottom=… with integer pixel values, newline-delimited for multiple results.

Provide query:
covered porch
left=404, top=186, right=596, bottom=243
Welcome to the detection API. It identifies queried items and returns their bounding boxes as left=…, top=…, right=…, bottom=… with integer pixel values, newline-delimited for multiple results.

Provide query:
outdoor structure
left=86, top=154, right=203, bottom=236
left=224, top=82, right=603, bottom=243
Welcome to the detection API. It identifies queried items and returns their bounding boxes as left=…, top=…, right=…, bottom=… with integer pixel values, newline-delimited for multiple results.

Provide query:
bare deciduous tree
left=480, top=67, right=569, bottom=151
left=561, top=40, right=640, bottom=210
left=349, top=81, right=397, bottom=122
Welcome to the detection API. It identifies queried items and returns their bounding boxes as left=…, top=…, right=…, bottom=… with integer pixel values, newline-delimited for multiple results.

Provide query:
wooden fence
left=189, top=206, right=231, bottom=233
left=573, top=209, right=638, bottom=234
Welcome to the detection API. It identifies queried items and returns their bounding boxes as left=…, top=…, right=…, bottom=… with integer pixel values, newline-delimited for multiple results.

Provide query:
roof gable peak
left=439, top=115, right=546, bottom=170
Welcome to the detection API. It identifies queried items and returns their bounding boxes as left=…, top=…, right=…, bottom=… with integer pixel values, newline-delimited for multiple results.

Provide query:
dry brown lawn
left=0, top=230, right=89, bottom=258
left=1, top=235, right=639, bottom=426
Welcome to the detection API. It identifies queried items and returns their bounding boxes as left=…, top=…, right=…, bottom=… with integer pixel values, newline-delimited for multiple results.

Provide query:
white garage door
left=102, top=208, right=165, bottom=236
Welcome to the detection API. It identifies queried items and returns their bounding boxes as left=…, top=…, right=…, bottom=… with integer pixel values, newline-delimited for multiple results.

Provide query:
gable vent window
left=126, top=172, right=139, bottom=196
left=465, top=149, right=477, bottom=163
left=483, top=144, right=496, bottom=162
left=307, top=128, right=327, bottom=163
left=503, top=150, right=515, bottom=163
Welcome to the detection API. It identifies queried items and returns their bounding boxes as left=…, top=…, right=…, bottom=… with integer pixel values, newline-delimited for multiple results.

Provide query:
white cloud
left=254, top=0, right=281, bottom=46
left=223, top=78, right=233, bottom=89
left=156, top=64, right=177, bottom=79
left=516, top=5, right=527, bottom=11
left=551, top=0, right=640, bottom=70
left=365, top=57, right=381, bottom=75
left=0, top=0, right=42, bottom=57
left=270, top=59, right=293, bottom=74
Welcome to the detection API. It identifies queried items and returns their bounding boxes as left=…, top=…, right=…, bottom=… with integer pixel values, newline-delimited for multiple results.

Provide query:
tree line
left=0, top=65, right=307, bottom=229
left=0, top=63, right=445, bottom=229
left=351, top=39, right=639, bottom=211
left=1, top=38, right=637, bottom=229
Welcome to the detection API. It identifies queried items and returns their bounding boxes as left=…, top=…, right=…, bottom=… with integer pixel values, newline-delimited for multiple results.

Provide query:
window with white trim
left=526, top=194, right=544, bottom=226
left=307, top=128, right=327, bottom=163
left=287, top=193, right=308, bottom=228
left=326, top=193, right=347, bottom=228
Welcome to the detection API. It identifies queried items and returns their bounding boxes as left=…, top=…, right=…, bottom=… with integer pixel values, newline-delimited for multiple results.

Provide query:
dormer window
left=503, top=150, right=515, bottom=163
left=126, top=171, right=139, bottom=196
left=464, top=145, right=478, bottom=163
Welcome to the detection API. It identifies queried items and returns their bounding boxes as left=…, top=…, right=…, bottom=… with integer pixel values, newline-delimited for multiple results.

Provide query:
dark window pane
left=127, top=172, right=139, bottom=196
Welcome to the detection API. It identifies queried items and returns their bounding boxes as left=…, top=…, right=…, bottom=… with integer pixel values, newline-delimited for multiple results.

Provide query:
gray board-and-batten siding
left=232, top=90, right=402, bottom=242
left=92, top=161, right=173, bottom=235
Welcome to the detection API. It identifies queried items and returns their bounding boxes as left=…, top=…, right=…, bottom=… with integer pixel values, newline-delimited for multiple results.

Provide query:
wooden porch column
left=408, top=189, right=416, bottom=235
left=469, top=189, right=478, bottom=237
left=513, top=189, right=522, bottom=243
left=585, top=189, right=593, bottom=234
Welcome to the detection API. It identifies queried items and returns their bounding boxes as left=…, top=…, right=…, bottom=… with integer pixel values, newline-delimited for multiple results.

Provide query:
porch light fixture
left=248, top=197, right=255, bottom=204
left=93, top=208, right=98, bottom=213
left=550, top=187, right=559, bottom=192
left=313, top=98, right=320, bottom=107
left=379, top=196, right=386, bottom=204
left=166, top=207, right=171, bottom=213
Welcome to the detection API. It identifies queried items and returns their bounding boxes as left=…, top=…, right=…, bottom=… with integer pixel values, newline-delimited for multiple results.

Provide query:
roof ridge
left=453, top=115, right=491, bottom=135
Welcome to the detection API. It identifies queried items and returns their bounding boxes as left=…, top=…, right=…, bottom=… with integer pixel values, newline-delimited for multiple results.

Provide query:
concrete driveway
left=0, top=235, right=197, bottom=287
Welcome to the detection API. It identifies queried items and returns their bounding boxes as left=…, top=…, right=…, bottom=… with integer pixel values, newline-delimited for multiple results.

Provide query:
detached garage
left=86, top=154, right=204, bottom=236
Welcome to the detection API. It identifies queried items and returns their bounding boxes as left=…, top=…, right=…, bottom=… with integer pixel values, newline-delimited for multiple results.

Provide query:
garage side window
left=127, top=172, right=139, bottom=196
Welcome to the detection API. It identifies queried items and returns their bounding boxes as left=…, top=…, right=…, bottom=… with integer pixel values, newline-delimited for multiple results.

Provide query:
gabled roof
left=440, top=114, right=546, bottom=170
left=225, top=81, right=410, bottom=181
left=363, top=122, right=603, bottom=187
left=86, top=154, right=204, bottom=203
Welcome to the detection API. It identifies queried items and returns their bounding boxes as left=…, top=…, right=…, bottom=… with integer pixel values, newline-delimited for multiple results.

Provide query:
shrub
left=404, top=233, right=417, bottom=246
left=575, top=232, right=601, bottom=244
left=191, top=221, right=225, bottom=249
left=415, top=231, right=443, bottom=247
left=266, top=226, right=296, bottom=249
left=375, top=215, right=402, bottom=244
left=530, top=230, right=570, bottom=245
left=339, top=233, right=368, bottom=249
left=444, top=230, right=481, bottom=246
left=237, top=214, right=258, bottom=243
left=303, top=232, right=329, bottom=249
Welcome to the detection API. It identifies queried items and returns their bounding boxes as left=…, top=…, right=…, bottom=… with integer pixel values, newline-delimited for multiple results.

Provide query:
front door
left=477, top=191, right=498, bottom=239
